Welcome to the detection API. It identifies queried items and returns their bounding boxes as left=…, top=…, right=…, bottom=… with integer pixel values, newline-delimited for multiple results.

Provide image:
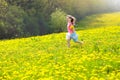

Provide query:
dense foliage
left=0, top=0, right=120, bottom=39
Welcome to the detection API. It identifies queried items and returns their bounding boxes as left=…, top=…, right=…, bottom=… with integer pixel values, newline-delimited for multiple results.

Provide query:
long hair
left=67, top=15, right=76, bottom=25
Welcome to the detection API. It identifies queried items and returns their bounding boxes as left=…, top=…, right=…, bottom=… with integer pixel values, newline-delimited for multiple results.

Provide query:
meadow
left=0, top=12, right=120, bottom=80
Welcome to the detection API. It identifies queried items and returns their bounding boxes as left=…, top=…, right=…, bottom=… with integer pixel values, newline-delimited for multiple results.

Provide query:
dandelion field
left=0, top=13, right=120, bottom=80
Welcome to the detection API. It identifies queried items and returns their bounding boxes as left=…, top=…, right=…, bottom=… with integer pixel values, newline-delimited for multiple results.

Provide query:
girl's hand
left=70, top=25, right=74, bottom=30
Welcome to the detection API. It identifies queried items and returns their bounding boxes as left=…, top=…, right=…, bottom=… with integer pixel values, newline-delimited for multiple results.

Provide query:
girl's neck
left=68, top=21, right=72, bottom=24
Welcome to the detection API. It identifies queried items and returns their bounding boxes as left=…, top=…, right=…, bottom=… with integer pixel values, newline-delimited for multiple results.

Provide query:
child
left=66, top=15, right=83, bottom=47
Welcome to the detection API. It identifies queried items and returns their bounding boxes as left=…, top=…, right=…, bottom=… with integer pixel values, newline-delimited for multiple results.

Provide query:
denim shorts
left=66, top=32, right=78, bottom=42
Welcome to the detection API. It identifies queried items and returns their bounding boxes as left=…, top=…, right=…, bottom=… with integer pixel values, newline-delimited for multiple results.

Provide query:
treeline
left=0, top=0, right=119, bottom=39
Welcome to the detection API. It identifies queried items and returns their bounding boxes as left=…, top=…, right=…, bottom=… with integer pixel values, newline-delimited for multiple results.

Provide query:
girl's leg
left=66, top=33, right=71, bottom=47
left=76, top=40, right=84, bottom=45
left=67, top=39, right=71, bottom=48
left=72, top=33, right=84, bottom=45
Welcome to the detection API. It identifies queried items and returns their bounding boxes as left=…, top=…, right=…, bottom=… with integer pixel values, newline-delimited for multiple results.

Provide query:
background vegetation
left=0, top=0, right=120, bottom=39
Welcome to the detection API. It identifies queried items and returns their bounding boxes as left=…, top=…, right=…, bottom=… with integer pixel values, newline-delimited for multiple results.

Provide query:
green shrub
left=50, top=9, right=67, bottom=33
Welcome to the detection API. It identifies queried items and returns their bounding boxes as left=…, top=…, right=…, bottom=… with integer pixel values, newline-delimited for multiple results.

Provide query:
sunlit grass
left=77, top=12, right=120, bottom=29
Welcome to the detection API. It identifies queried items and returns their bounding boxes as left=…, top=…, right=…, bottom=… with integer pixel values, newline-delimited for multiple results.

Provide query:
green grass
left=0, top=12, right=120, bottom=80
left=77, top=12, right=120, bottom=29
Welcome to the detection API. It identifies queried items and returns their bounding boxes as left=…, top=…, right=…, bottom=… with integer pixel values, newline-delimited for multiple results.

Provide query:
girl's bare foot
left=80, top=41, right=84, bottom=44
left=80, top=41, right=84, bottom=46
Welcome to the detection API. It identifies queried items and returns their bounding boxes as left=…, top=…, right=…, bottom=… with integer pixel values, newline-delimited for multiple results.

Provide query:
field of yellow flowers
left=0, top=12, right=120, bottom=80
left=0, top=26, right=120, bottom=80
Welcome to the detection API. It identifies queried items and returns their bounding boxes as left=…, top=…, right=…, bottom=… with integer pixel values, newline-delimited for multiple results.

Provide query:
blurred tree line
left=0, top=0, right=119, bottom=39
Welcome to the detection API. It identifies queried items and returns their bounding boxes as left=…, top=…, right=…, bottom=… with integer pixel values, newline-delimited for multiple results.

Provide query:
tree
left=0, top=0, right=8, bottom=39
left=5, top=5, right=26, bottom=38
left=0, top=0, right=26, bottom=39
left=50, top=9, right=67, bottom=33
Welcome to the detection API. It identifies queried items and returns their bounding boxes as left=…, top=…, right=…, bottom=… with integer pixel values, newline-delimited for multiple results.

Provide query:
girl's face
left=67, top=17, right=71, bottom=23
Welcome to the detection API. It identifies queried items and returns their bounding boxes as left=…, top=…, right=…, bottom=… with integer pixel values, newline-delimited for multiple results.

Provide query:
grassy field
left=0, top=12, right=120, bottom=80
left=77, top=12, right=120, bottom=29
